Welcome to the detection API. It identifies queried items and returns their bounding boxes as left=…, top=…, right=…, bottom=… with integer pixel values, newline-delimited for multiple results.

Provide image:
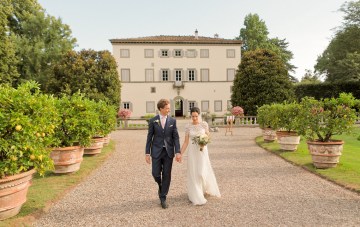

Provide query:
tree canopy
left=0, top=0, right=19, bottom=85
left=51, top=49, right=121, bottom=106
left=231, top=49, right=294, bottom=115
left=315, top=0, right=360, bottom=83
left=0, top=0, right=76, bottom=90
left=237, top=13, right=295, bottom=74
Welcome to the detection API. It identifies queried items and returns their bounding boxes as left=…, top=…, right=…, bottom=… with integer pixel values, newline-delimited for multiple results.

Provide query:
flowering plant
left=192, top=134, right=211, bottom=151
left=117, top=109, right=132, bottom=119
left=231, top=106, right=244, bottom=116
left=296, top=93, right=357, bottom=142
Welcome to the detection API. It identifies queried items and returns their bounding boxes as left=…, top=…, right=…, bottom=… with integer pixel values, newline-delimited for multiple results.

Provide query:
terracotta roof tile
left=110, top=35, right=242, bottom=45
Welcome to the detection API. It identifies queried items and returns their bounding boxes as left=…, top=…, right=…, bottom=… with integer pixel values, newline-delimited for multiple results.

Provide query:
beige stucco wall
left=121, top=81, right=233, bottom=116
left=112, top=41, right=241, bottom=117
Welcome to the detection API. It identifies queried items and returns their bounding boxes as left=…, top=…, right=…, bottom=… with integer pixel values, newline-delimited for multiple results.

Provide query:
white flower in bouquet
left=192, top=134, right=210, bottom=151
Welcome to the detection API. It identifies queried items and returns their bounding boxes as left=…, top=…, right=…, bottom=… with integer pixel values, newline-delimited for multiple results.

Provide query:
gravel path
left=35, top=120, right=360, bottom=226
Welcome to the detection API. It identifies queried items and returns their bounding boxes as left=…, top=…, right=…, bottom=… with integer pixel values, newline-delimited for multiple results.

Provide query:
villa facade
left=109, top=31, right=242, bottom=117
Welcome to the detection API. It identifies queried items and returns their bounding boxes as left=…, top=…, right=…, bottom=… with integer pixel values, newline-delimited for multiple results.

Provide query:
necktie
left=161, top=117, right=166, bottom=129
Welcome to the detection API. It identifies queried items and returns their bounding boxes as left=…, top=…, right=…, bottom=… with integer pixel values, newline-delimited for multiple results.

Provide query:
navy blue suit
left=145, top=115, right=180, bottom=201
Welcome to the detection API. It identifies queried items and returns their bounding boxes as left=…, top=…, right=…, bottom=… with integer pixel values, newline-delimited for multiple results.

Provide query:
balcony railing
left=173, top=81, right=184, bottom=88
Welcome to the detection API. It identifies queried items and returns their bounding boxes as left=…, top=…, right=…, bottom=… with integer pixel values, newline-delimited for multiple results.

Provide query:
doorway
left=174, top=99, right=183, bottom=117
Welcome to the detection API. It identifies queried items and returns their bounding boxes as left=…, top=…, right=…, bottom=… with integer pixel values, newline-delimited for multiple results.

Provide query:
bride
left=180, top=107, right=221, bottom=205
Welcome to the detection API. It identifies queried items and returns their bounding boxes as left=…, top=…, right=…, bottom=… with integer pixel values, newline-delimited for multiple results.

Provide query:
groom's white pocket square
left=169, top=125, right=173, bottom=127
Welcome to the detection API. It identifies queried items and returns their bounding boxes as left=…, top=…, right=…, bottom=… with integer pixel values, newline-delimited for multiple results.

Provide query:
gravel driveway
left=35, top=120, right=360, bottom=226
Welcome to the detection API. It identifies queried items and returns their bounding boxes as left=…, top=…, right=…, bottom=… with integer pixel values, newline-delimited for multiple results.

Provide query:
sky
left=37, top=0, right=345, bottom=81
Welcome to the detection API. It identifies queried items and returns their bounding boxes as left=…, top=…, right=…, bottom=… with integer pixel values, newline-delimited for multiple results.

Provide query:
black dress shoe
left=161, top=200, right=168, bottom=209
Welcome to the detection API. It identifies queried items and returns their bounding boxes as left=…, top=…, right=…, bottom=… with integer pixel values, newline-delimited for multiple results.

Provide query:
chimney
left=214, top=33, right=219, bottom=38
left=195, top=29, right=198, bottom=39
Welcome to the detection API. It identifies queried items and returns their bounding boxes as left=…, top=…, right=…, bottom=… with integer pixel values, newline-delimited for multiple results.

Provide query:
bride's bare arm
left=180, top=134, right=190, bottom=154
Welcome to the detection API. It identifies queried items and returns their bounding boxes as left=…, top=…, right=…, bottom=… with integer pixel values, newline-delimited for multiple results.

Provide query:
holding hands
left=175, top=153, right=182, bottom=163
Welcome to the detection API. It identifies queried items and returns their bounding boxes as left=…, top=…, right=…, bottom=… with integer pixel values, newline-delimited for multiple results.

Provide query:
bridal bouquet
left=192, top=134, right=210, bottom=151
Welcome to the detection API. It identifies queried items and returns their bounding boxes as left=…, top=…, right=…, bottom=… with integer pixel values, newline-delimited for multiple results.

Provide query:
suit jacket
left=145, top=115, right=180, bottom=159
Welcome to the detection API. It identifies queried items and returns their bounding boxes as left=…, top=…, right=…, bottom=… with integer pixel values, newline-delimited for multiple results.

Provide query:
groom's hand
left=145, top=155, right=151, bottom=164
left=175, top=153, right=182, bottom=163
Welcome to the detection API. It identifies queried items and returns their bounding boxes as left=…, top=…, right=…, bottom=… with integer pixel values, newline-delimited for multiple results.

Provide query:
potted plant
left=257, top=104, right=277, bottom=142
left=50, top=93, right=98, bottom=173
left=271, top=102, right=301, bottom=151
left=231, top=106, right=244, bottom=125
left=0, top=81, right=60, bottom=220
left=98, top=101, right=117, bottom=145
left=84, top=100, right=117, bottom=154
left=117, top=109, right=132, bottom=128
left=297, top=93, right=358, bottom=168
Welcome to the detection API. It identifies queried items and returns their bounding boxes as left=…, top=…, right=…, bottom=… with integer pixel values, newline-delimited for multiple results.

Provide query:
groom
left=145, top=99, right=181, bottom=209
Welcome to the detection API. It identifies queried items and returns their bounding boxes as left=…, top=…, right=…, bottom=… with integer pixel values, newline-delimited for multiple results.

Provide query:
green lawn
left=256, top=127, right=360, bottom=193
left=1, top=141, right=116, bottom=227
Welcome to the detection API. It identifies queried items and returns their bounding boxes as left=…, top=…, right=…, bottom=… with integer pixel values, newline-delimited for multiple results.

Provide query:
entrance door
left=175, top=99, right=183, bottom=117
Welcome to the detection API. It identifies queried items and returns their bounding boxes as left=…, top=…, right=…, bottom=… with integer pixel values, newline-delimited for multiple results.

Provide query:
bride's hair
left=190, top=107, right=201, bottom=115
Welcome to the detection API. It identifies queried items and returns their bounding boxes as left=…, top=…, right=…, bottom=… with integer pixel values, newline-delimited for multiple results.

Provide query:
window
left=201, top=69, right=209, bottom=81
left=150, top=87, right=156, bottom=93
left=120, top=49, right=130, bottom=58
left=175, top=70, right=182, bottom=81
left=189, top=101, right=195, bottom=111
left=227, top=68, right=236, bottom=81
left=145, top=69, right=154, bottom=81
left=123, top=102, right=130, bottom=109
left=146, top=101, right=155, bottom=113
left=186, top=49, right=197, bottom=58
left=161, top=69, right=169, bottom=81
left=214, top=100, right=222, bottom=112
left=144, top=49, right=154, bottom=58
left=161, top=49, right=169, bottom=57
left=188, top=70, right=195, bottom=81
left=201, top=101, right=209, bottom=112
left=174, top=49, right=182, bottom=57
left=200, top=49, right=209, bottom=58
left=226, top=49, right=235, bottom=58
left=121, top=69, right=130, bottom=82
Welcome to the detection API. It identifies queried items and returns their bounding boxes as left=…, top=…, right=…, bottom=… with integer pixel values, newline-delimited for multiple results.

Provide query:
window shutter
left=184, top=99, right=188, bottom=114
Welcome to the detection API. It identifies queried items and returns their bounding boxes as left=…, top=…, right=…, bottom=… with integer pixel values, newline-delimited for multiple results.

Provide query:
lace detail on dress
left=186, top=122, right=209, bottom=139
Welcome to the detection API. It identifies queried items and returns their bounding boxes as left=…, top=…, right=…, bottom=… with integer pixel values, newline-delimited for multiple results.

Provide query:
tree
left=0, top=0, right=19, bottom=85
left=231, top=49, right=294, bottom=115
left=7, top=0, right=76, bottom=89
left=51, top=49, right=121, bottom=106
left=341, top=0, right=360, bottom=27
left=316, top=25, right=360, bottom=82
left=237, top=14, right=269, bottom=51
left=237, top=13, right=295, bottom=73
left=299, top=69, right=322, bottom=84
left=316, top=1, right=360, bottom=82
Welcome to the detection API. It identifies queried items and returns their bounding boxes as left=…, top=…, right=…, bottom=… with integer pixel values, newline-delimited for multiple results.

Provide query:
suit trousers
left=152, top=147, right=173, bottom=201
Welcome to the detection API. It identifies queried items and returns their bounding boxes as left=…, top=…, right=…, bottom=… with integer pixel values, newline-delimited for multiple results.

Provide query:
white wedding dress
left=185, top=121, right=221, bottom=205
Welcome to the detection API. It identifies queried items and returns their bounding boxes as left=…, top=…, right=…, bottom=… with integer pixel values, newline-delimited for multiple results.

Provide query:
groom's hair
left=157, top=99, right=170, bottom=110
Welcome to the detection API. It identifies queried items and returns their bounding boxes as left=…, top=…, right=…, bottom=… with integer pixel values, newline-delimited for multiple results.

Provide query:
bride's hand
left=175, top=153, right=182, bottom=163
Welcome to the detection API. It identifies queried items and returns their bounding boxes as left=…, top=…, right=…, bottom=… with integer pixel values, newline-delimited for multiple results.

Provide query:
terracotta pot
left=84, top=137, right=104, bottom=155
left=307, top=140, right=344, bottom=168
left=103, top=135, right=110, bottom=146
left=0, top=169, right=36, bottom=220
left=50, top=146, right=84, bottom=173
left=262, top=128, right=277, bottom=142
left=276, top=131, right=300, bottom=151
